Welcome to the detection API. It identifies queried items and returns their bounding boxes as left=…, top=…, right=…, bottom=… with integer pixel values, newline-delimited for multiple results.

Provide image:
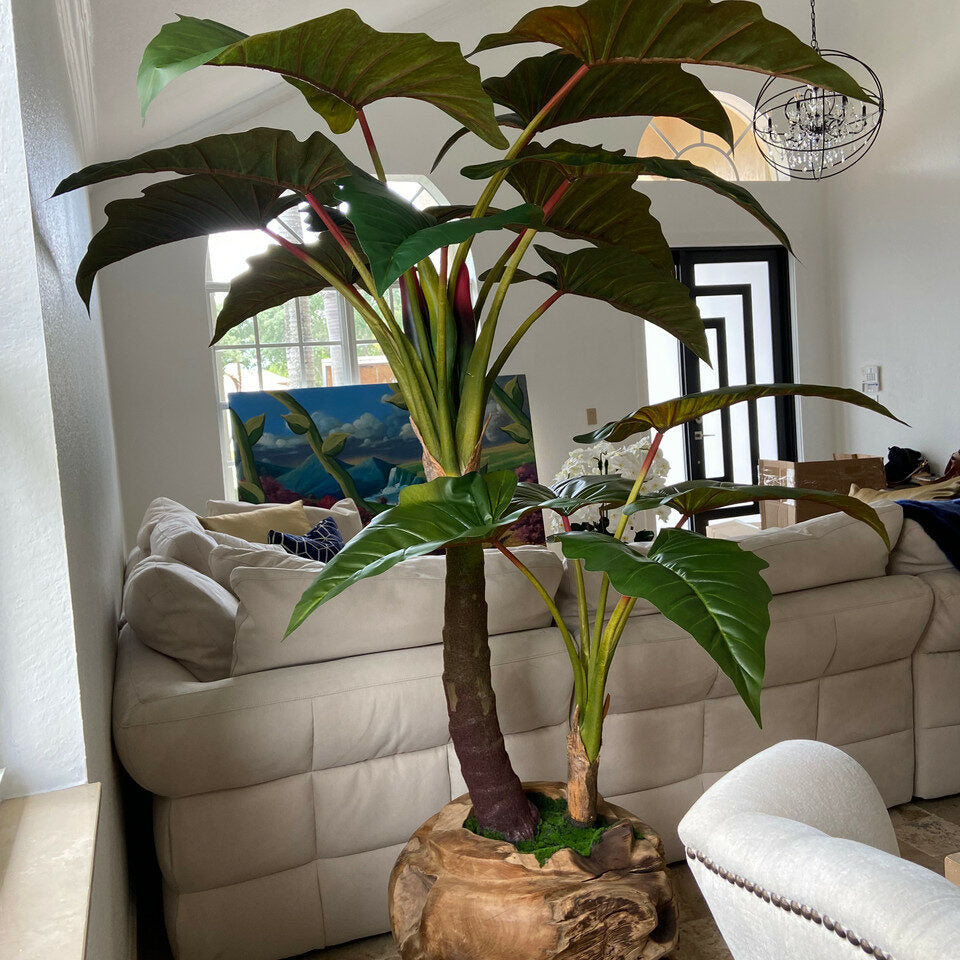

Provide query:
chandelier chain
left=809, top=0, right=819, bottom=51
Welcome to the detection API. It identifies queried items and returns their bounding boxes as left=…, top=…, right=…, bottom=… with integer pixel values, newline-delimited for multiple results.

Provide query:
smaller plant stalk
left=357, top=108, right=387, bottom=182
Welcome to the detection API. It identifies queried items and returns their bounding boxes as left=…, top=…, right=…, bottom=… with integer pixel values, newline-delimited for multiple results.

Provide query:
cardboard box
left=758, top=456, right=886, bottom=528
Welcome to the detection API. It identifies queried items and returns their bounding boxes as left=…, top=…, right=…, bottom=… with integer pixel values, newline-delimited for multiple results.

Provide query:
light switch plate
left=586, top=407, right=598, bottom=425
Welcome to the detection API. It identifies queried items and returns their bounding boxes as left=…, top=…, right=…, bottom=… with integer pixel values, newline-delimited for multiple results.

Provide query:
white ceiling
left=86, top=0, right=538, bottom=158
left=84, top=0, right=857, bottom=159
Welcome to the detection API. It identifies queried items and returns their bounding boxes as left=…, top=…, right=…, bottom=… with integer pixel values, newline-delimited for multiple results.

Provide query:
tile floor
left=140, top=795, right=960, bottom=960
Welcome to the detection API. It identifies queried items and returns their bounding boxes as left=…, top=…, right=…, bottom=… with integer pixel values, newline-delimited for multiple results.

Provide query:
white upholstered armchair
left=678, top=740, right=960, bottom=960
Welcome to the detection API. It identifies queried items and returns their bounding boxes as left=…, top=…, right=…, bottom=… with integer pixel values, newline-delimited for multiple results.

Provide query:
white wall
left=825, top=0, right=960, bottom=469
left=8, top=0, right=132, bottom=956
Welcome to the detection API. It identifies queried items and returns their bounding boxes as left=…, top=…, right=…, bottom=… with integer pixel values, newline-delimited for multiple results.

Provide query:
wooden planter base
left=389, top=782, right=678, bottom=960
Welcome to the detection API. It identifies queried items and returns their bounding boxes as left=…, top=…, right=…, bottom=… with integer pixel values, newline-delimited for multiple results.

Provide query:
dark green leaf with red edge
left=335, top=171, right=540, bottom=294
left=485, top=51, right=734, bottom=144
left=576, top=383, right=907, bottom=443
left=507, top=244, right=709, bottom=362
left=138, top=12, right=508, bottom=148
left=54, top=128, right=350, bottom=198
left=75, top=175, right=299, bottom=308
left=474, top=0, right=873, bottom=102
left=212, top=232, right=360, bottom=344
left=508, top=475, right=640, bottom=517
left=496, top=161, right=675, bottom=272
left=462, top=141, right=791, bottom=252
left=622, top=480, right=890, bottom=548
left=559, top=527, right=770, bottom=724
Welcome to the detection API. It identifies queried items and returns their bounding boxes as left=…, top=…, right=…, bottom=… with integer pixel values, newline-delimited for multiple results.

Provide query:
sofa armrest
left=679, top=740, right=898, bottom=855
left=685, top=812, right=960, bottom=960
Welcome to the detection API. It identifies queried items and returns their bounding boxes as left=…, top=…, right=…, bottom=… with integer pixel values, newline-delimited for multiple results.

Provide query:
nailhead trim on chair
left=685, top=846, right=894, bottom=960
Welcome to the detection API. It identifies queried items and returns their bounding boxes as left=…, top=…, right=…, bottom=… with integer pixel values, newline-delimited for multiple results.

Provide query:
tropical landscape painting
left=227, top=374, right=544, bottom=544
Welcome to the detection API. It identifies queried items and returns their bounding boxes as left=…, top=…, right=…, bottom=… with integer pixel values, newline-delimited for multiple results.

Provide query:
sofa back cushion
left=207, top=542, right=310, bottom=591
left=889, top=518, right=954, bottom=576
left=730, top=500, right=902, bottom=595
left=558, top=501, right=903, bottom=619
left=205, top=498, right=363, bottom=542
left=124, top=557, right=238, bottom=681
left=230, top=546, right=563, bottom=676
left=199, top=500, right=312, bottom=543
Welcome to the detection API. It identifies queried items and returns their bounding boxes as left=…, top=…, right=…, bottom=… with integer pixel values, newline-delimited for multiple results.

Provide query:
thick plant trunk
left=442, top=541, right=539, bottom=841
left=566, top=725, right=599, bottom=828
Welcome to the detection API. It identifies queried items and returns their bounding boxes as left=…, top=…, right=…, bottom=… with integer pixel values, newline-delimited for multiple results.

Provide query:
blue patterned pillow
left=268, top=517, right=344, bottom=562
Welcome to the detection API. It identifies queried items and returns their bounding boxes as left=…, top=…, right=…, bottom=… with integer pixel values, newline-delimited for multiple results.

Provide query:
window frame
left=205, top=174, right=454, bottom=496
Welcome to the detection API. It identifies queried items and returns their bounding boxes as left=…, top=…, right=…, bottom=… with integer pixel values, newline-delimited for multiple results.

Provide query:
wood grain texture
left=389, top=782, right=679, bottom=960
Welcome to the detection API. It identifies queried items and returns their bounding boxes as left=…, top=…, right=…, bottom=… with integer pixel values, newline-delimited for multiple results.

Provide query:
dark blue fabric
left=268, top=517, right=344, bottom=562
left=896, top=499, right=960, bottom=570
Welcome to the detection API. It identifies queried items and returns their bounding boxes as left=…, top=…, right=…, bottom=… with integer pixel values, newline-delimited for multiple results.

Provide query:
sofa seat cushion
left=915, top=568, right=960, bottom=654
left=229, top=546, right=563, bottom=676
left=206, top=498, right=363, bottom=542
left=113, top=623, right=569, bottom=798
left=123, top=558, right=238, bottom=681
left=200, top=500, right=312, bottom=543
left=889, top=518, right=954, bottom=576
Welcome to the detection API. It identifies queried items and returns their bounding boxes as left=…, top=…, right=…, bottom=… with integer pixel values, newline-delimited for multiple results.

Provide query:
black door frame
left=672, top=246, right=798, bottom=530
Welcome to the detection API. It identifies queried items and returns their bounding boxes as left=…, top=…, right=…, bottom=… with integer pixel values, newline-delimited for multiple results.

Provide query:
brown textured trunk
left=566, top=724, right=599, bottom=828
left=442, top=541, right=539, bottom=841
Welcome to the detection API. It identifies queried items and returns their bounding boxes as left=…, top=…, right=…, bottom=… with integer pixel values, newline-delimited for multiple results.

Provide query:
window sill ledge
left=0, top=782, right=101, bottom=960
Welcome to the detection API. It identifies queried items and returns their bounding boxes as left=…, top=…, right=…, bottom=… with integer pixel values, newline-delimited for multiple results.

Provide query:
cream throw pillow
left=200, top=500, right=312, bottom=543
left=850, top=477, right=960, bottom=503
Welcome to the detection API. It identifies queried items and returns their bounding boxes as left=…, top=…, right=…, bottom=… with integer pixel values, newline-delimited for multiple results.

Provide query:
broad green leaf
left=244, top=413, right=266, bottom=445
left=462, top=142, right=790, bottom=252
left=623, top=480, right=890, bottom=548
left=140, top=12, right=507, bottom=148
left=486, top=52, right=733, bottom=144
left=212, top=232, right=359, bottom=344
left=431, top=53, right=734, bottom=169
left=73, top=174, right=299, bottom=308
left=576, top=383, right=906, bottom=442
left=336, top=172, right=540, bottom=294
left=508, top=475, right=640, bottom=517
left=287, top=471, right=519, bottom=633
left=494, top=161, right=675, bottom=272
left=560, top=528, right=770, bottom=723
left=474, top=0, right=872, bottom=102
left=509, top=244, right=708, bottom=362
left=137, top=15, right=246, bottom=117
left=321, top=433, right=349, bottom=457
left=54, top=128, right=350, bottom=199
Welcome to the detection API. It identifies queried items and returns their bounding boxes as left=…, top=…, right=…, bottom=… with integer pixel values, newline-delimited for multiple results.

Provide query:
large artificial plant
left=59, top=0, right=880, bottom=841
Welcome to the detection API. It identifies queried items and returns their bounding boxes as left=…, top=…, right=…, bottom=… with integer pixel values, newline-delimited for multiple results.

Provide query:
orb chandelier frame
left=753, top=0, right=884, bottom=181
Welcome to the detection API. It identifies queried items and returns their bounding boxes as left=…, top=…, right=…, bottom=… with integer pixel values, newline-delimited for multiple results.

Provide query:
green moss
left=463, top=792, right=644, bottom=867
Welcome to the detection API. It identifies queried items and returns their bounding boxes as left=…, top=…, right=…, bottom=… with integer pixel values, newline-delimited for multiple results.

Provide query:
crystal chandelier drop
left=753, top=0, right=884, bottom=180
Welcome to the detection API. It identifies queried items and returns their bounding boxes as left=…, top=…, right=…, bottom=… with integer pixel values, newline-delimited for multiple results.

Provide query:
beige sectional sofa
left=114, top=496, right=959, bottom=960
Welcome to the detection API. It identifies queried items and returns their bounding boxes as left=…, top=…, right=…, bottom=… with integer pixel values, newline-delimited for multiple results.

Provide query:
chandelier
left=752, top=0, right=884, bottom=180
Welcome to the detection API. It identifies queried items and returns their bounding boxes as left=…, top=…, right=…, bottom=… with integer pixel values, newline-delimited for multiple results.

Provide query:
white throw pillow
left=205, top=498, right=363, bottom=542
left=148, top=501, right=218, bottom=576
left=123, top=557, right=238, bottom=681
left=207, top=542, right=312, bottom=591
left=230, top=546, right=562, bottom=676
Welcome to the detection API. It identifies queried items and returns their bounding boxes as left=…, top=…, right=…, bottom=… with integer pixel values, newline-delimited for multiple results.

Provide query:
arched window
left=207, top=175, right=449, bottom=489
left=637, top=92, right=783, bottom=182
